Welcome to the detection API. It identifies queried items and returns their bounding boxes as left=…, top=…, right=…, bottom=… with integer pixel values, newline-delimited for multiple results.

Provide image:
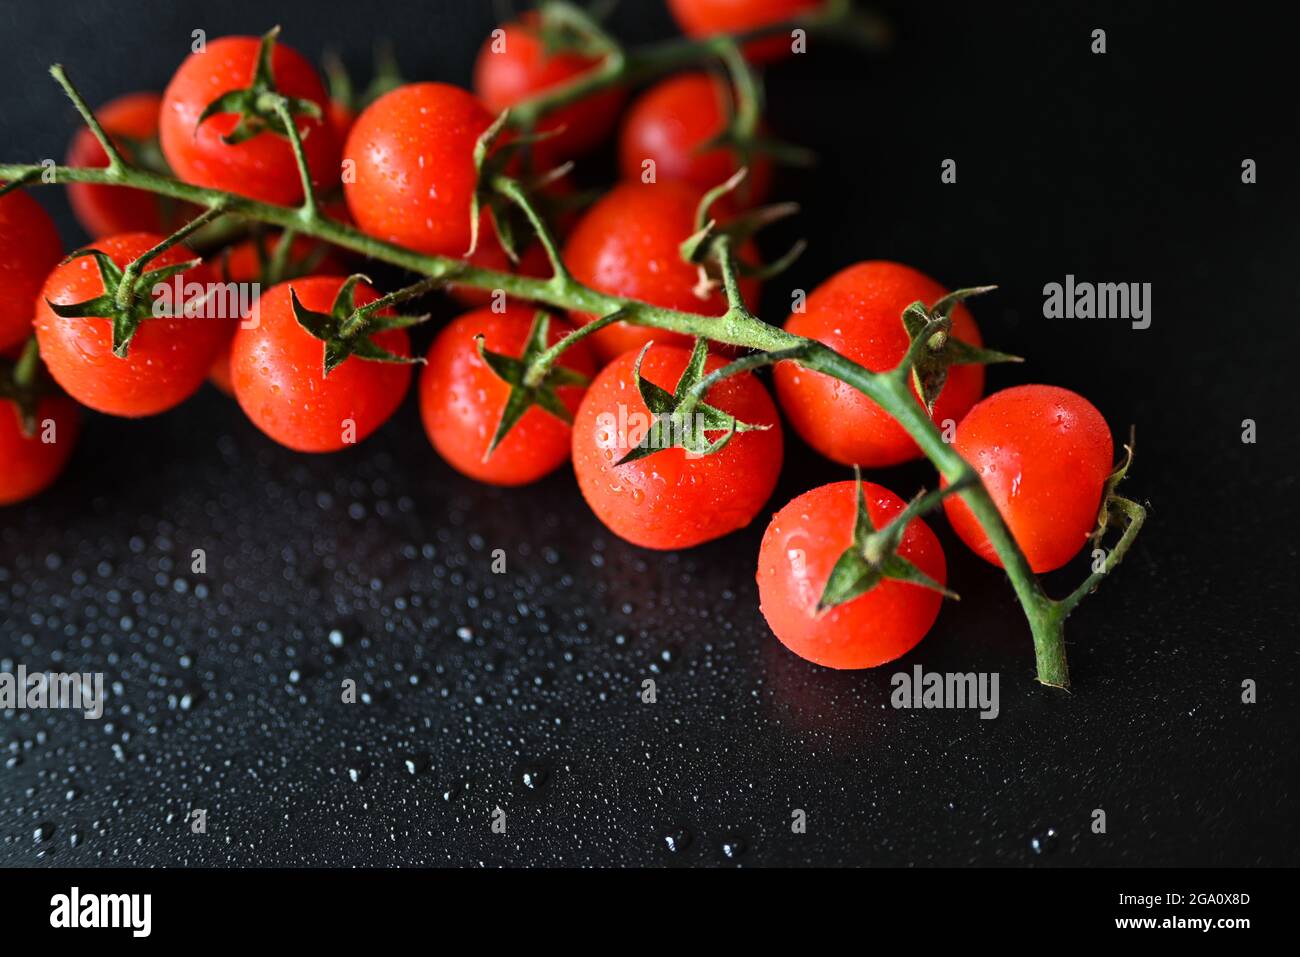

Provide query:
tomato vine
left=0, top=0, right=1145, bottom=688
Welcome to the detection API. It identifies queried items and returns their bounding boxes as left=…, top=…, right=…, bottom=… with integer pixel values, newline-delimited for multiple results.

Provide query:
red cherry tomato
left=67, top=92, right=196, bottom=238
left=419, top=303, right=594, bottom=486
left=571, top=342, right=783, bottom=549
left=775, top=260, right=986, bottom=467
left=230, top=275, right=411, bottom=453
left=942, top=385, right=1114, bottom=574
left=667, top=0, right=823, bottom=63
left=34, top=232, right=227, bottom=417
left=0, top=188, right=63, bottom=352
left=562, top=180, right=760, bottom=364
left=473, top=16, right=624, bottom=166
left=757, top=480, right=947, bottom=669
left=343, top=82, right=494, bottom=257
left=206, top=235, right=347, bottom=396
left=618, top=72, right=772, bottom=204
left=0, top=395, right=81, bottom=506
left=160, top=35, right=339, bottom=205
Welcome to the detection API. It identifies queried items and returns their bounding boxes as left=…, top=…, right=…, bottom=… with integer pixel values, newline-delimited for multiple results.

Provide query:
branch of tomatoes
left=0, top=3, right=1145, bottom=690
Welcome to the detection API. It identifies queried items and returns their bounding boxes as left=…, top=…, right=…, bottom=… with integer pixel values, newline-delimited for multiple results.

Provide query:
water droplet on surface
left=1030, top=827, right=1058, bottom=855
left=661, top=825, right=692, bottom=854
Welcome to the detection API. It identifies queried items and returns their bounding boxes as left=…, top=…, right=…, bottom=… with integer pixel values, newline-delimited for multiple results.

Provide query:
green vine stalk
left=0, top=1, right=1144, bottom=688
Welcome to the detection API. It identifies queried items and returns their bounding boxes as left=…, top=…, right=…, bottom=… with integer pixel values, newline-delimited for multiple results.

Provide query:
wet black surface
left=1, top=1, right=1297, bottom=866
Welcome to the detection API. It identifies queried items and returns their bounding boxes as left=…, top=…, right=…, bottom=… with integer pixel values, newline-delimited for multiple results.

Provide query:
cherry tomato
left=67, top=92, right=196, bottom=237
left=473, top=15, right=624, bottom=166
left=618, top=72, right=772, bottom=204
left=207, top=235, right=347, bottom=396
left=419, top=304, right=594, bottom=486
left=942, top=385, right=1114, bottom=573
left=757, top=480, right=947, bottom=669
left=774, top=260, right=986, bottom=467
left=0, top=188, right=63, bottom=352
left=667, top=0, right=823, bottom=63
left=230, top=275, right=411, bottom=453
left=34, top=232, right=227, bottom=417
left=571, top=342, right=783, bottom=549
left=160, top=35, right=339, bottom=205
left=343, top=82, right=494, bottom=257
left=562, top=180, right=760, bottom=364
left=0, top=395, right=80, bottom=506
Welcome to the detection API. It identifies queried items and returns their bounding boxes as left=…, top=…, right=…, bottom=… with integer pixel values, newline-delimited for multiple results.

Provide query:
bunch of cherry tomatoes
left=0, top=0, right=1119, bottom=672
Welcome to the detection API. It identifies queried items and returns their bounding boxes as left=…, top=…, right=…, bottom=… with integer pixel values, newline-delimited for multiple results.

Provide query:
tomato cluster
left=1, top=4, right=1124, bottom=678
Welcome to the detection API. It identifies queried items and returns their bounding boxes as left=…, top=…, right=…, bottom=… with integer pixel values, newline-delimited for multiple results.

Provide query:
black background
left=1, top=0, right=1296, bottom=867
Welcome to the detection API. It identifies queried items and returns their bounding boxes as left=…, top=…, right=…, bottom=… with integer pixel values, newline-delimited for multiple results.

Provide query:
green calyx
left=817, top=469, right=963, bottom=612
left=898, top=285, right=1020, bottom=412
left=680, top=169, right=807, bottom=291
left=477, top=310, right=589, bottom=460
left=617, top=337, right=769, bottom=465
left=196, top=26, right=323, bottom=146
left=0, top=338, right=56, bottom=436
left=290, top=274, right=424, bottom=375
left=467, top=111, right=571, bottom=262
left=1092, top=428, right=1137, bottom=545
left=45, top=248, right=201, bottom=357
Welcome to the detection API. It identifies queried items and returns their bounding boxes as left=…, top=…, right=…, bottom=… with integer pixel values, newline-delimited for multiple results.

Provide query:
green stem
left=115, top=205, right=227, bottom=310
left=805, top=345, right=1071, bottom=688
left=49, top=63, right=126, bottom=172
left=1058, top=496, right=1147, bottom=616
left=522, top=308, right=628, bottom=388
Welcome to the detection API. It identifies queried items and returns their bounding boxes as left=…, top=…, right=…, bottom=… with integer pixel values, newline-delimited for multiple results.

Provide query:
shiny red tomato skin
left=473, top=17, right=624, bottom=166
left=562, top=181, right=760, bottom=364
left=0, top=189, right=63, bottom=352
left=67, top=92, right=189, bottom=237
left=943, top=385, right=1114, bottom=573
left=571, top=343, right=783, bottom=549
left=419, top=304, right=594, bottom=486
left=160, top=36, right=339, bottom=205
left=0, top=395, right=81, bottom=506
left=775, top=261, right=986, bottom=467
left=34, top=232, right=227, bottom=417
left=343, top=83, right=494, bottom=257
left=667, top=0, right=823, bottom=63
left=230, top=275, right=411, bottom=453
left=758, top=480, right=946, bottom=669
left=618, top=72, right=772, bottom=204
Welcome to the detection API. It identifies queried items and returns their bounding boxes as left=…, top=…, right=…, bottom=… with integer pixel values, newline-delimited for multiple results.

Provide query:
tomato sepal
left=681, top=171, right=803, bottom=291
left=615, top=337, right=770, bottom=465
left=476, top=310, right=588, bottom=459
left=195, top=27, right=324, bottom=146
left=467, top=110, right=570, bottom=262
left=288, top=274, right=422, bottom=375
left=817, top=469, right=963, bottom=612
left=897, top=285, right=1019, bottom=412
left=45, top=248, right=204, bottom=357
